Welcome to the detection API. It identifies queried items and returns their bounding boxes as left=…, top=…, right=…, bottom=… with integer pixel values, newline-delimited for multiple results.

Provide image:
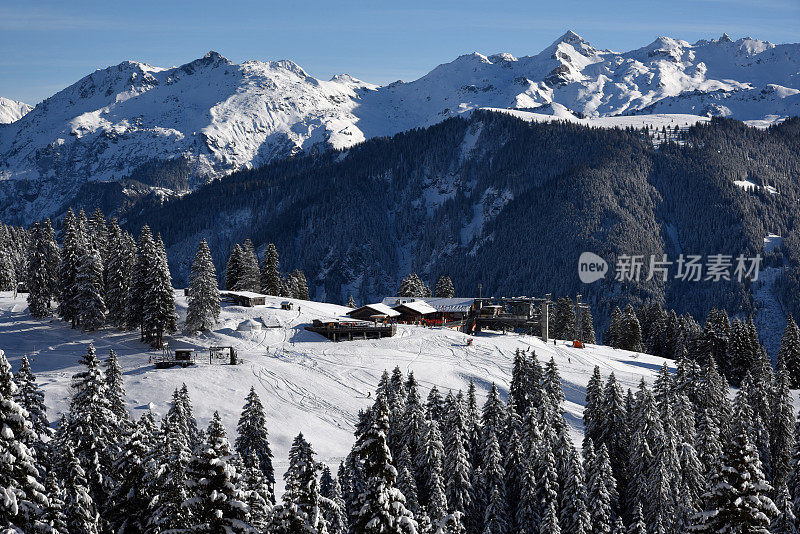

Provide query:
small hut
left=392, top=301, right=437, bottom=323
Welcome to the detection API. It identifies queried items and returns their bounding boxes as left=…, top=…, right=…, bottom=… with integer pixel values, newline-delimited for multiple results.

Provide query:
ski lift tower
left=573, top=294, right=592, bottom=345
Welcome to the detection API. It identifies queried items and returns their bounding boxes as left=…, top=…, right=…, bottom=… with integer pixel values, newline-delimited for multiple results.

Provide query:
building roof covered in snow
left=237, top=318, right=263, bottom=331
left=381, top=297, right=475, bottom=312
left=347, top=303, right=401, bottom=318
left=392, top=300, right=438, bottom=316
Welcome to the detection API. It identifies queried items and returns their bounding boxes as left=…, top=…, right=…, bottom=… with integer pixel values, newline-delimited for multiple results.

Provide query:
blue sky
left=1, top=0, right=798, bottom=104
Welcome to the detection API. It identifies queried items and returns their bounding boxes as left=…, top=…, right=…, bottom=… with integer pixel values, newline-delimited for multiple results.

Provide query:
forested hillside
left=127, top=111, right=800, bottom=331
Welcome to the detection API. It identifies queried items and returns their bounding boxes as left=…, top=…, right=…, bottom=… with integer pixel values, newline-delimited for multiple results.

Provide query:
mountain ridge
left=0, top=31, right=799, bottom=224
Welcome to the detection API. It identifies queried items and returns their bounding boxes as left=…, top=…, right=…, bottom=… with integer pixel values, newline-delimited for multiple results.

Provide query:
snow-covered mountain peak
left=1, top=31, right=799, bottom=223
left=0, top=97, right=32, bottom=124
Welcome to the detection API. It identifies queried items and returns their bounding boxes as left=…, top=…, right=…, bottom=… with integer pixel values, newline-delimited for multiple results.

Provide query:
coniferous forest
left=4, top=338, right=800, bottom=534
left=122, top=112, right=800, bottom=332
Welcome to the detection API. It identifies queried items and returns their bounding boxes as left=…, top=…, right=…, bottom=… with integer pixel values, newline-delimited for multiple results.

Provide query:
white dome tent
left=236, top=318, right=263, bottom=332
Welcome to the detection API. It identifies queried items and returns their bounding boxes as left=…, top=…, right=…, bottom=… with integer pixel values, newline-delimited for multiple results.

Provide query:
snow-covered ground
left=0, top=291, right=673, bottom=488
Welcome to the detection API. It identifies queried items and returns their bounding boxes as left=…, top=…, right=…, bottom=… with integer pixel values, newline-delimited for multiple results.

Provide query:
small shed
left=393, top=300, right=437, bottom=323
left=281, top=301, right=294, bottom=311
left=221, top=291, right=267, bottom=307
left=237, top=319, right=263, bottom=331
left=347, top=303, right=401, bottom=321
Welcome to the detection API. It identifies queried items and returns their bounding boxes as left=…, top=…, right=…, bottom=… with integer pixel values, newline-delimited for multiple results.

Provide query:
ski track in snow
left=0, top=290, right=679, bottom=495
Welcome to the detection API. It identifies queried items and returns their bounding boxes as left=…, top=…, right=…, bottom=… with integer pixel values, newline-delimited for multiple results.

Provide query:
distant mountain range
left=0, top=31, right=799, bottom=223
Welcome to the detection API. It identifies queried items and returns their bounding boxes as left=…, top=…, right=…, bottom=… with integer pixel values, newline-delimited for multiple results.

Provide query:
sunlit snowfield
left=0, top=291, right=674, bottom=490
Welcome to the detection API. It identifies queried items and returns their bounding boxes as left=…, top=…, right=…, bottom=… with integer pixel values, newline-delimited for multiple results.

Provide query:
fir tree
left=105, top=220, right=135, bottom=329
left=443, top=394, right=472, bottom=517
left=225, top=243, right=244, bottom=291
left=435, top=276, right=455, bottom=298
left=147, top=405, right=192, bottom=532
left=75, top=245, right=106, bottom=331
left=347, top=295, right=356, bottom=308
left=183, top=412, right=250, bottom=533
left=397, top=273, right=426, bottom=298
left=26, top=222, right=52, bottom=318
left=185, top=239, right=221, bottom=334
left=352, top=396, right=418, bottom=534
left=104, top=349, right=129, bottom=424
left=0, top=350, right=47, bottom=532
left=13, top=356, right=51, bottom=447
left=107, top=413, right=155, bottom=533
left=583, top=366, right=604, bottom=449
left=693, top=391, right=778, bottom=533
left=235, top=386, right=275, bottom=503
left=240, top=451, right=273, bottom=530
left=146, top=236, right=177, bottom=348
left=778, top=316, right=800, bottom=388
left=62, top=446, right=99, bottom=534
left=480, top=431, right=508, bottom=534
left=260, top=243, right=282, bottom=296
left=770, top=364, right=795, bottom=490
left=586, top=441, right=617, bottom=534
left=58, top=208, right=84, bottom=327
left=59, top=344, right=120, bottom=510
left=291, top=269, right=310, bottom=300
left=238, top=239, right=261, bottom=292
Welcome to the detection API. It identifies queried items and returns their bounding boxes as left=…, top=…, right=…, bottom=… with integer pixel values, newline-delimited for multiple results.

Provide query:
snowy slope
left=0, top=97, right=32, bottom=124
left=0, top=32, right=798, bottom=223
left=0, top=291, right=674, bottom=484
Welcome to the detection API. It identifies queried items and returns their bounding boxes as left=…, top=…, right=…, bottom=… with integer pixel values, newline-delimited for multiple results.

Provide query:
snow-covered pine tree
left=585, top=441, right=616, bottom=534
left=260, top=243, right=282, bottom=296
left=62, top=445, right=100, bottom=534
left=551, top=297, right=575, bottom=340
left=58, top=344, right=121, bottom=511
left=104, top=220, right=136, bottom=329
left=558, top=434, right=590, bottom=534
left=322, top=473, right=348, bottom=534
left=13, top=356, right=51, bottom=446
left=626, top=502, right=646, bottom=534
left=88, top=208, right=108, bottom=264
left=26, top=223, right=50, bottom=318
left=291, top=269, right=310, bottom=300
left=772, top=482, right=795, bottom=534
left=0, top=350, right=47, bottom=532
left=692, top=389, right=777, bottom=533
left=40, top=471, right=68, bottom=534
left=619, top=305, right=643, bottom=352
left=583, top=366, right=604, bottom=450
left=75, top=244, right=106, bottom=331
left=183, top=412, right=249, bottom=533
left=238, top=239, right=261, bottom=292
left=607, top=307, right=622, bottom=348
left=57, top=208, right=84, bottom=327
left=443, top=393, right=472, bottom=518
left=185, top=239, right=221, bottom=334
left=402, top=372, right=427, bottom=478
left=129, top=226, right=156, bottom=337
left=479, top=431, right=508, bottom=534
left=426, top=385, right=445, bottom=422
left=418, top=418, right=448, bottom=521
left=598, top=372, right=628, bottom=499
left=352, top=396, right=418, bottom=533
left=235, top=386, right=275, bottom=503
left=778, top=315, right=800, bottom=388
left=145, top=235, right=177, bottom=348
left=240, top=451, right=273, bottom=530
left=225, top=243, right=244, bottom=291
left=104, top=349, right=129, bottom=424
left=0, top=245, right=17, bottom=291
left=347, top=294, right=356, bottom=308
left=107, top=413, right=155, bottom=533
left=146, top=404, right=192, bottom=532
left=397, top=273, right=426, bottom=297
left=398, top=447, right=420, bottom=514
left=540, top=500, right=561, bottom=534
left=770, top=363, right=795, bottom=490
left=435, top=276, right=455, bottom=298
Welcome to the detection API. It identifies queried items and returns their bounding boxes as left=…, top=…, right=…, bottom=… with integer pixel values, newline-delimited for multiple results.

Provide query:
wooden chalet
left=392, top=300, right=438, bottom=323
left=220, top=291, right=267, bottom=307
left=381, top=297, right=477, bottom=325
left=347, top=303, right=401, bottom=321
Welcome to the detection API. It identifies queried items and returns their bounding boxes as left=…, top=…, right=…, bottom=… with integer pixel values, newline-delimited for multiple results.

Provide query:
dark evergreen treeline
left=123, top=112, right=800, bottom=335
left=6, top=333, right=800, bottom=533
